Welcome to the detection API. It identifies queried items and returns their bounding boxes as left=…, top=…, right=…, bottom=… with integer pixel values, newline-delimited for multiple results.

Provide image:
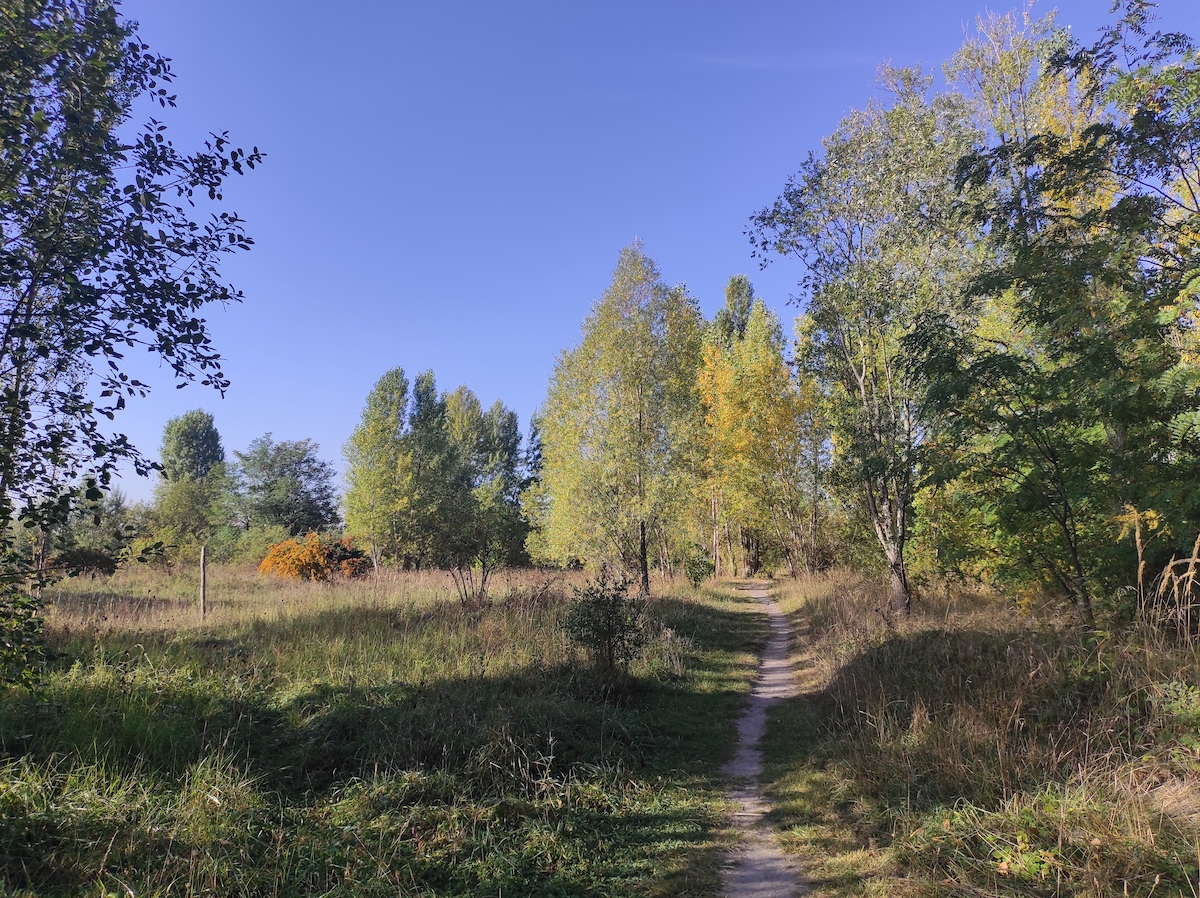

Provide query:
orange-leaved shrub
left=258, top=534, right=370, bottom=581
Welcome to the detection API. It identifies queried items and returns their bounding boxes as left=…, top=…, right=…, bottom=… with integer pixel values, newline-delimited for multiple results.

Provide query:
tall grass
left=763, top=570, right=1200, bottom=897
left=2, top=568, right=767, bottom=897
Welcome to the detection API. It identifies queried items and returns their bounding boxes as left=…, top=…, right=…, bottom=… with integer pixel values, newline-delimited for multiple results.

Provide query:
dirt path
left=720, top=583, right=804, bottom=898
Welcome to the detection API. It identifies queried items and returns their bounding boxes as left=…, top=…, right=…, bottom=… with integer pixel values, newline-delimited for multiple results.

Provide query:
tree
left=699, top=299, right=826, bottom=577
left=0, top=2, right=259, bottom=684
left=160, top=409, right=224, bottom=482
left=343, top=367, right=411, bottom=569
left=538, top=243, right=704, bottom=594
left=442, top=386, right=527, bottom=599
left=150, top=409, right=226, bottom=548
left=750, top=69, right=978, bottom=613
left=232, top=435, right=338, bottom=536
left=152, top=471, right=227, bottom=546
left=344, top=367, right=528, bottom=596
left=397, top=372, right=474, bottom=569
left=713, top=274, right=754, bottom=344
left=909, top=2, right=1200, bottom=625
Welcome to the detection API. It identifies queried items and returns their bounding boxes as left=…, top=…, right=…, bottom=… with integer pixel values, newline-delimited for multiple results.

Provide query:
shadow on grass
left=1, top=582, right=777, bottom=896
left=14, top=584, right=770, bottom=785
left=757, top=618, right=1185, bottom=896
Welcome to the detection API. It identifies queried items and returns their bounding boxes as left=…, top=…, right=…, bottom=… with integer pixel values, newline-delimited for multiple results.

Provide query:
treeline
left=36, top=4, right=1200, bottom=629
left=35, top=369, right=537, bottom=602
left=534, top=4, right=1200, bottom=627
left=23, top=411, right=342, bottom=573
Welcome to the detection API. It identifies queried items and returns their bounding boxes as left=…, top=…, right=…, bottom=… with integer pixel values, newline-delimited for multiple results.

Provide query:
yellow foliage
left=258, top=534, right=369, bottom=582
left=697, top=303, right=820, bottom=537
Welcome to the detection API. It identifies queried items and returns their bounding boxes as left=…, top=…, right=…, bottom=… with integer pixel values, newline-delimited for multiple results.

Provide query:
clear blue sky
left=112, top=0, right=1199, bottom=502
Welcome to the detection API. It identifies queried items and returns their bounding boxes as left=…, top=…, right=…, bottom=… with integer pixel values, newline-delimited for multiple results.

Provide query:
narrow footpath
left=720, top=584, right=804, bottom=898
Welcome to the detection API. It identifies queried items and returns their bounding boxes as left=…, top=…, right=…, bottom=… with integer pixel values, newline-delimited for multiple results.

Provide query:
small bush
left=684, top=550, right=715, bottom=588
left=258, top=534, right=369, bottom=582
left=564, top=574, right=651, bottom=673
left=51, top=547, right=118, bottom=577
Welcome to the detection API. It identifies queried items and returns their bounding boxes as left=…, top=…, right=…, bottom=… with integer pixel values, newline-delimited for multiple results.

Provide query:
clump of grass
left=2, top=568, right=765, bottom=896
left=763, top=570, right=1200, bottom=897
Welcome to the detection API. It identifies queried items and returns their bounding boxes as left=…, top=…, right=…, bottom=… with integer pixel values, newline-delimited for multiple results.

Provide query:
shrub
left=684, top=550, right=715, bottom=588
left=258, top=534, right=369, bottom=582
left=51, top=548, right=118, bottom=577
left=564, top=575, right=651, bottom=673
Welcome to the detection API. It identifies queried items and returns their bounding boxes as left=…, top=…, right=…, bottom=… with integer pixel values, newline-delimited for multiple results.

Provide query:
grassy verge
left=1, top=570, right=767, bottom=897
left=761, top=571, right=1200, bottom=898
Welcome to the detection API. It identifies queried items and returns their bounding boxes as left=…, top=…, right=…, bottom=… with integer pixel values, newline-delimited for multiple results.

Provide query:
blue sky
left=113, top=0, right=1199, bottom=502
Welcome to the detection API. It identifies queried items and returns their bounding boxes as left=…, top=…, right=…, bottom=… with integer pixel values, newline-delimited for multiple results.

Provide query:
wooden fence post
left=200, top=545, right=207, bottom=621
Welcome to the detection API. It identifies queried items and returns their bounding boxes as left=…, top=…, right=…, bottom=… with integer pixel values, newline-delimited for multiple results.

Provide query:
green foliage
left=907, top=4, right=1200, bottom=624
left=151, top=464, right=230, bottom=548
left=564, top=575, right=652, bottom=673
left=232, top=434, right=339, bottom=536
left=538, top=243, right=704, bottom=593
left=750, top=66, right=979, bottom=610
left=712, top=274, right=754, bottom=344
left=343, top=367, right=411, bottom=567
left=159, top=410, right=224, bottom=482
left=344, top=368, right=529, bottom=599
left=0, top=593, right=43, bottom=690
left=0, top=1, right=258, bottom=685
left=684, top=550, right=715, bottom=588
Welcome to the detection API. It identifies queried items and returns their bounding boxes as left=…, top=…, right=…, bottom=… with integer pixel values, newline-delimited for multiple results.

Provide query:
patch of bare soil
left=721, top=584, right=805, bottom=898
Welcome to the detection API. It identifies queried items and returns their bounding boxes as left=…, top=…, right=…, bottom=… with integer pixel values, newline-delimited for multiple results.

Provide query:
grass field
left=761, top=572, right=1200, bottom=898
left=0, top=567, right=770, bottom=897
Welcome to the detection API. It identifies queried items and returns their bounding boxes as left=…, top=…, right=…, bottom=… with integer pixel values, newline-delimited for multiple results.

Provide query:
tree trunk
left=638, top=519, right=650, bottom=596
left=887, top=548, right=911, bottom=616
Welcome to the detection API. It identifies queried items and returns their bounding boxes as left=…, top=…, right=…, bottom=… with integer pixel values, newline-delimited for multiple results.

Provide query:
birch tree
left=538, top=243, right=703, bottom=594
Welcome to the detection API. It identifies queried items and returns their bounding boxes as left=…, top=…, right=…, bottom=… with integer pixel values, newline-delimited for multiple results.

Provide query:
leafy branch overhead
left=0, top=1, right=260, bottom=684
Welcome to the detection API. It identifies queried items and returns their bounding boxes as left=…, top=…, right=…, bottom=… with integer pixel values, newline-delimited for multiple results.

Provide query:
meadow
left=0, top=566, right=768, bottom=898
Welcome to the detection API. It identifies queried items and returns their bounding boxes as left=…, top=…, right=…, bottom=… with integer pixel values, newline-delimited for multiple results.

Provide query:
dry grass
left=762, top=570, right=1200, bottom=897
left=43, top=565, right=591, bottom=633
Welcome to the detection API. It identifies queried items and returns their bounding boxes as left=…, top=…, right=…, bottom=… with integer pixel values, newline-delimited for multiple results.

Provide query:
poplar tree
left=699, top=300, right=825, bottom=577
left=538, top=243, right=703, bottom=594
left=343, top=367, right=411, bottom=569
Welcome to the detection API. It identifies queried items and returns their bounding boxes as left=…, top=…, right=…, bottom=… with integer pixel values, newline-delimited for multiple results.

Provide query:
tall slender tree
left=344, top=367, right=411, bottom=570
left=538, top=243, right=703, bottom=594
left=699, top=300, right=825, bottom=577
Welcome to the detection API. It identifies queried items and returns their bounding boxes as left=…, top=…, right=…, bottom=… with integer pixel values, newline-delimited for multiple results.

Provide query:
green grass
left=1, top=569, right=768, bottom=897
left=760, top=571, right=1200, bottom=898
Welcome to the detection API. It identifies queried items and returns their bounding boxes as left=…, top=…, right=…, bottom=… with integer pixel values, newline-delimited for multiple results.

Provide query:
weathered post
left=200, top=545, right=208, bottom=621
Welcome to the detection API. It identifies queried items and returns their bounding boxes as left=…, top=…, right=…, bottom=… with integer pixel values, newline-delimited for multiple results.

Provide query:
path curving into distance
left=721, top=583, right=804, bottom=898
